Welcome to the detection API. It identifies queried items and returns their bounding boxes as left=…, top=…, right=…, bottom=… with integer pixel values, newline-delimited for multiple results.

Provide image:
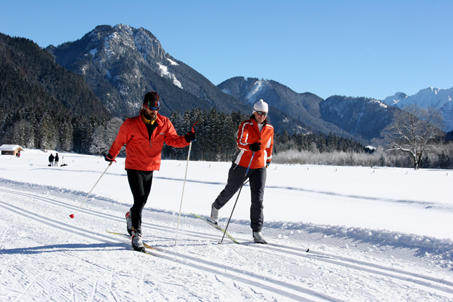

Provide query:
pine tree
left=90, top=124, right=106, bottom=155
left=38, top=112, right=57, bottom=150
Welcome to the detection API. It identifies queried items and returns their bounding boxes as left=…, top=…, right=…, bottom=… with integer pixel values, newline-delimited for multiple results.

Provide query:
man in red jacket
left=105, top=91, right=195, bottom=252
left=211, top=99, right=274, bottom=244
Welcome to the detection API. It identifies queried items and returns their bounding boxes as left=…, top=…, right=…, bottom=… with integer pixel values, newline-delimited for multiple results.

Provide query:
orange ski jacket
left=233, top=118, right=274, bottom=169
left=108, top=112, right=189, bottom=171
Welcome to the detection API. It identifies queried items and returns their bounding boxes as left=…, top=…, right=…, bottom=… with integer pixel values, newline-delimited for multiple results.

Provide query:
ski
left=190, top=213, right=240, bottom=244
left=106, top=230, right=160, bottom=252
left=135, top=247, right=155, bottom=256
left=189, top=216, right=310, bottom=251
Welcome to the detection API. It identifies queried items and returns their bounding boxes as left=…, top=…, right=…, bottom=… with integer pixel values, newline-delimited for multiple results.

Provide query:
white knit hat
left=253, top=99, right=268, bottom=113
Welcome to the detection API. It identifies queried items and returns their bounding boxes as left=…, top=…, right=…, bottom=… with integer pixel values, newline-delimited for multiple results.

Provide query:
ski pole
left=175, top=121, right=198, bottom=246
left=219, top=152, right=255, bottom=244
left=69, top=161, right=112, bottom=219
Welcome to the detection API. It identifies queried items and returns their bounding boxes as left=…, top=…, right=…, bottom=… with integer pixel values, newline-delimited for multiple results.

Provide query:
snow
left=370, top=99, right=388, bottom=109
left=1, top=149, right=453, bottom=301
left=382, top=87, right=453, bottom=131
left=246, top=80, right=269, bottom=105
left=221, top=88, right=231, bottom=96
left=166, top=58, right=179, bottom=66
left=157, top=62, right=183, bottom=89
left=0, top=145, right=22, bottom=151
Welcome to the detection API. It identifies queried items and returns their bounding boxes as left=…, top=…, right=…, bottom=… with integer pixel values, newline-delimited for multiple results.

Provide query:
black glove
left=104, top=153, right=116, bottom=162
left=249, top=142, right=261, bottom=152
left=185, top=131, right=196, bottom=142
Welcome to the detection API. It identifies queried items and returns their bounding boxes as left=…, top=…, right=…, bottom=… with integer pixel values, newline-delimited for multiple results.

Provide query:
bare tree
left=381, top=105, right=444, bottom=169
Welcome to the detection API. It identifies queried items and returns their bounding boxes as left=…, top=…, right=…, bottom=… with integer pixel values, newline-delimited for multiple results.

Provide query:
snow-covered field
left=1, top=149, right=452, bottom=301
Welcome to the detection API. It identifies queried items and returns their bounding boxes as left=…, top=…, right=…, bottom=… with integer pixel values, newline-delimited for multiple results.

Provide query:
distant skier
left=48, top=153, right=54, bottom=166
left=210, top=99, right=274, bottom=244
left=104, top=91, right=195, bottom=252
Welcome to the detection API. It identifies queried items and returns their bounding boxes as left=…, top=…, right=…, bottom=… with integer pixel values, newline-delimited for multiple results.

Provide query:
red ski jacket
left=108, top=112, right=189, bottom=171
left=233, top=118, right=274, bottom=169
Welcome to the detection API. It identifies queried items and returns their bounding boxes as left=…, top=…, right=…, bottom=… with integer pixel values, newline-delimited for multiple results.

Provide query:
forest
left=89, top=107, right=453, bottom=169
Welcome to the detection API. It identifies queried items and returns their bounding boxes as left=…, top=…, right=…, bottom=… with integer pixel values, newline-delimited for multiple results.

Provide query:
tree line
left=160, top=107, right=452, bottom=169
left=272, top=106, right=453, bottom=169
left=3, top=103, right=452, bottom=169
left=272, top=145, right=453, bottom=169
left=0, top=64, right=107, bottom=153
left=89, top=107, right=367, bottom=161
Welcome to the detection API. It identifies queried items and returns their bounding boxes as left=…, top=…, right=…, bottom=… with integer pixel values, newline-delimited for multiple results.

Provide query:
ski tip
left=143, top=243, right=157, bottom=251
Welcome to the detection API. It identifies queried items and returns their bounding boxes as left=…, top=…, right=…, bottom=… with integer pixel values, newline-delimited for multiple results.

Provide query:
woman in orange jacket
left=211, top=99, right=274, bottom=244
left=105, top=91, right=195, bottom=252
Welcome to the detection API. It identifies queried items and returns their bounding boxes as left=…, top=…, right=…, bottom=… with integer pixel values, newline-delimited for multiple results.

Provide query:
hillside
left=382, top=88, right=453, bottom=132
left=0, top=33, right=110, bottom=152
left=320, top=95, right=400, bottom=141
left=219, top=77, right=394, bottom=141
left=46, top=24, right=248, bottom=117
left=45, top=24, right=310, bottom=134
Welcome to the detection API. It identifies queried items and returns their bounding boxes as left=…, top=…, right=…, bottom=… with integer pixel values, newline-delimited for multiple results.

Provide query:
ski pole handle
left=191, top=121, right=199, bottom=132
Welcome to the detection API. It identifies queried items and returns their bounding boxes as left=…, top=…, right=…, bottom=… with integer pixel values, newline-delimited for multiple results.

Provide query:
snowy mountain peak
left=86, top=24, right=187, bottom=92
left=47, top=24, right=248, bottom=122
left=382, top=86, right=453, bottom=131
left=382, top=87, right=453, bottom=109
left=381, top=92, right=407, bottom=106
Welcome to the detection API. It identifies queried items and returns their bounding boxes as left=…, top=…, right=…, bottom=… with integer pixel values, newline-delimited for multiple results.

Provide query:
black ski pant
left=127, top=169, right=154, bottom=233
left=213, top=164, right=267, bottom=232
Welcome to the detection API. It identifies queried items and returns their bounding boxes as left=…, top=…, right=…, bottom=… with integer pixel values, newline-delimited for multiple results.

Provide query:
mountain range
left=382, top=88, right=453, bottom=131
left=45, top=24, right=306, bottom=135
left=2, top=23, right=451, bottom=146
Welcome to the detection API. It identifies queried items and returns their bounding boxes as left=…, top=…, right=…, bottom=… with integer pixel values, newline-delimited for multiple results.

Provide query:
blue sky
left=1, top=0, right=452, bottom=100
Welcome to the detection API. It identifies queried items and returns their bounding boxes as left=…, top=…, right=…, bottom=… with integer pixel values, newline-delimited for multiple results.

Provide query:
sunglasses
left=144, top=103, right=160, bottom=111
left=255, top=111, right=267, bottom=116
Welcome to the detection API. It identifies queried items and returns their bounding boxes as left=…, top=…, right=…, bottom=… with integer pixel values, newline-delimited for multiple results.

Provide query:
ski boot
left=131, top=229, right=145, bottom=252
left=253, top=231, right=268, bottom=244
left=125, top=209, right=133, bottom=236
left=210, top=203, right=219, bottom=225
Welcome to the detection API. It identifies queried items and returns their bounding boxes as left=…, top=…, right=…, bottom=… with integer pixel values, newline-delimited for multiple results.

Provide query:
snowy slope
left=382, top=87, right=453, bottom=109
left=1, top=150, right=453, bottom=301
left=382, top=87, right=453, bottom=131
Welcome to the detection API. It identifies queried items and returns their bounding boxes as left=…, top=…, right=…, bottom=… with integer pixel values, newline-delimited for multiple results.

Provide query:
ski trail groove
left=244, top=241, right=453, bottom=292
left=109, top=233, right=338, bottom=302
left=251, top=244, right=453, bottom=295
left=0, top=193, right=334, bottom=301
left=2, top=184, right=452, bottom=301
